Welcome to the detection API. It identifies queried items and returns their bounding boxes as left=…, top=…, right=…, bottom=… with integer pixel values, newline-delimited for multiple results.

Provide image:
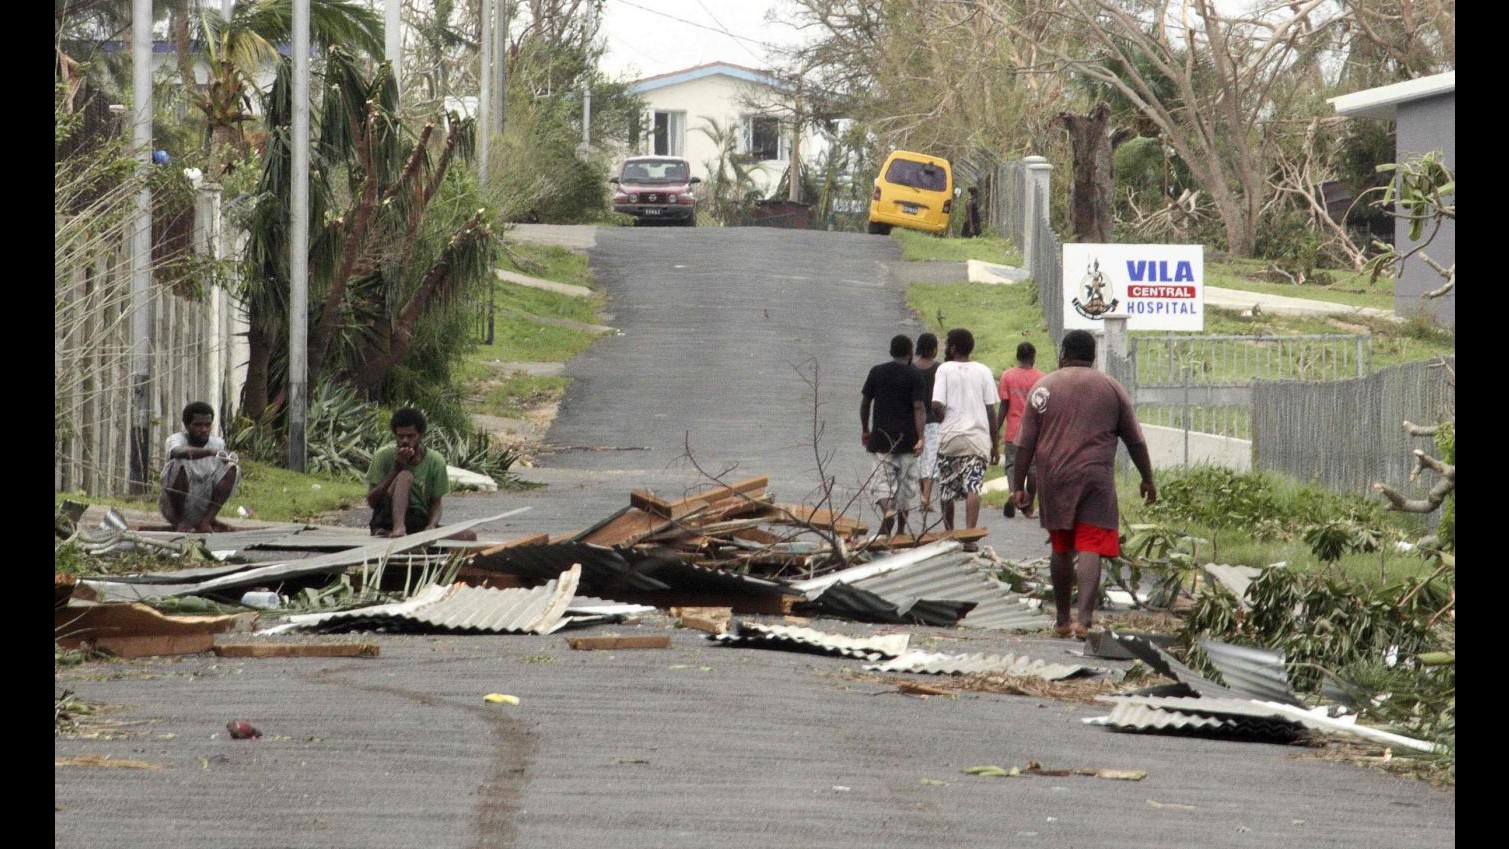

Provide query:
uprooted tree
left=1365, top=152, right=1455, bottom=549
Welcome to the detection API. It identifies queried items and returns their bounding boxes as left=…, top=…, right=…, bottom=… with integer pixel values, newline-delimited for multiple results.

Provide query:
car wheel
left=683, top=214, right=697, bottom=227
left=867, top=221, right=891, bottom=235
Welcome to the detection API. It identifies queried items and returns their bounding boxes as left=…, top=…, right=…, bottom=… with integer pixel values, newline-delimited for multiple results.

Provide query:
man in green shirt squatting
left=365, top=407, right=473, bottom=539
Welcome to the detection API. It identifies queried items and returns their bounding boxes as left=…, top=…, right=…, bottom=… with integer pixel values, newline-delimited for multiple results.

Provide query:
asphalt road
left=55, top=225, right=1454, bottom=848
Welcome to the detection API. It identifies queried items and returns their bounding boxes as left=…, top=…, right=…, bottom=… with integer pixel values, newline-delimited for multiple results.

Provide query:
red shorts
left=1049, top=524, right=1121, bottom=557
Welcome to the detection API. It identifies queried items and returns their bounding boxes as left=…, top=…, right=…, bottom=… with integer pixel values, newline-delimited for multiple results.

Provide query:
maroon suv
left=610, top=156, right=700, bottom=226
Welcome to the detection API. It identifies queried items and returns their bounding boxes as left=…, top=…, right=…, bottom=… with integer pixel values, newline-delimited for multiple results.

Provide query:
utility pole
left=128, top=0, right=153, bottom=493
left=504, top=0, right=516, bottom=139
left=580, top=0, right=593, bottom=154
left=480, top=0, right=492, bottom=188
left=288, top=0, right=310, bottom=471
left=386, top=0, right=402, bottom=97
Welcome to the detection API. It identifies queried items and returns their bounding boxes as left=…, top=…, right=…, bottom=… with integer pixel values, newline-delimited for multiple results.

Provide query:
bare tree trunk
left=1059, top=102, right=1130, bottom=243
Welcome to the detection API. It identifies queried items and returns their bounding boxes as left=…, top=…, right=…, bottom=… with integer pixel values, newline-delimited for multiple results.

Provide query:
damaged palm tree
left=240, top=47, right=496, bottom=420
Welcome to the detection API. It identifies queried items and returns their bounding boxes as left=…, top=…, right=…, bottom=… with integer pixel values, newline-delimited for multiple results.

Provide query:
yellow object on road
left=484, top=693, right=520, bottom=705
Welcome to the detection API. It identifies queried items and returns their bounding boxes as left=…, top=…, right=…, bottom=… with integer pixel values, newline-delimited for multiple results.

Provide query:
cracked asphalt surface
left=55, top=226, right=1454, bottom=848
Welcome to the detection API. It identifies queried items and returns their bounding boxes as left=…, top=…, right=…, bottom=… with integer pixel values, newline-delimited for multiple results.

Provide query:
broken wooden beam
left=213, top=642, right=380, bottom=658
left=670, top=606, right=732, bottom=635
left=567, top=634, right=672, bottom=651
left=473, top=532, right=551, bottom=558
left=859, top=528, right=988, bottom=552
left=770, top=504, right=869, bottom=536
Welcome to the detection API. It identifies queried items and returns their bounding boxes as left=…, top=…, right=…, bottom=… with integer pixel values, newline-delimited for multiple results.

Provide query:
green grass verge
left=474, top=373, right=569, bottom=419
left=55, top=460, right=369, bottom=524
left=497, top=239, right=595, bottom=289
left=892, top=229, right=1023, bottom=265
left=1207, top=258, right=1396, bottom=310
left=1112, top=468, right=1436, bottom=583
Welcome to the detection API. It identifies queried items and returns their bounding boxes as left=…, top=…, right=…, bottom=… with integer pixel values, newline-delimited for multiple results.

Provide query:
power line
left=694, top=0, right=766, bottom=63
left=612, top=0, right=783, bottom=52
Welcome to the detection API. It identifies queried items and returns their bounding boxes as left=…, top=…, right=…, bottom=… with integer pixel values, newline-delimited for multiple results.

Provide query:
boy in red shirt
left=997, top=342, right=1046, bottom=518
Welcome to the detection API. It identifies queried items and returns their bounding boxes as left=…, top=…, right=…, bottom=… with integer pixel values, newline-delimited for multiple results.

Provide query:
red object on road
left=226, top=720, right=262, bottom=739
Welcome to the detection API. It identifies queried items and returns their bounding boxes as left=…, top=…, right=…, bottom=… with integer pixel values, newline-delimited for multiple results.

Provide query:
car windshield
left=622, top=160, right=689, bottom=183
left=884, top=158, right=947, bottom=191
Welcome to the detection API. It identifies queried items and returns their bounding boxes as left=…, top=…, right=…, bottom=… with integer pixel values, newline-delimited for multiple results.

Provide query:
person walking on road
left=930, top=328, right=1000, bottom=548
left=159, top=401, right=240, bottom=533
left=861, top=334, right=927, bottom=536
left=1009, top=330, right=1157, bottom=638
left=997, top=341, right=1046, bottom=518
left=913, top=332, right=944, bottom=520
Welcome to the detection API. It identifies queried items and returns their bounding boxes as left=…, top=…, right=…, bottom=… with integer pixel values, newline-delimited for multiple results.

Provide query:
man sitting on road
left=365, top=407, right=474, bottom=540
left=159, top=401, right=241, bottom=533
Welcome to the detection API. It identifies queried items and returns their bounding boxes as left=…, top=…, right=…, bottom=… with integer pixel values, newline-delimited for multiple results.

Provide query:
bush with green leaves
left=1148, top=466, right=1392, bottom=541
left=229, top=379, right=518, bottom=485
left=1184, top=565, right=1450, bottom=691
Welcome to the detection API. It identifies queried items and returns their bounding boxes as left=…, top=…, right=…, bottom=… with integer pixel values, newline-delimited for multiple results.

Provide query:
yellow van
left=867, top=150, right=954, bottom=236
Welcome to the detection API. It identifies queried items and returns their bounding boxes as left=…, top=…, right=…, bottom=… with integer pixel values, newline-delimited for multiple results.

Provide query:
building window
left=650, top=111, right=684, bottom=156
left=741, top=114, right=787, bottom=162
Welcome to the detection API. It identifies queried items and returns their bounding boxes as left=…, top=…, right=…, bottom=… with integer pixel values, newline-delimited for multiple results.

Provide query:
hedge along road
left=54, top=227, right=1453, bottom=849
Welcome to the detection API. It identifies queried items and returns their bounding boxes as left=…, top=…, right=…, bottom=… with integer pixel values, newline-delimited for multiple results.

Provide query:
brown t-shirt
left=1012, top=365, right=1144, bottom=531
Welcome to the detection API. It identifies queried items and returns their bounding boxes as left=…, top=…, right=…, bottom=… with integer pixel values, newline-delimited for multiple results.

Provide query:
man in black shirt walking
left=861, top=335, right=927, bottom=536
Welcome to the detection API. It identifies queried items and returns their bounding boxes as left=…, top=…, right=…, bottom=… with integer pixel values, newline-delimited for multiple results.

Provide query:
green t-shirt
left=366, top=445, right=450, bottom=513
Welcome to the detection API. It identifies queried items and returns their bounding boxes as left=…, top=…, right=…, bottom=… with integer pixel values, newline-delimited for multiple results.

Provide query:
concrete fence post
left=1021, top=156, right=1051, bottom=269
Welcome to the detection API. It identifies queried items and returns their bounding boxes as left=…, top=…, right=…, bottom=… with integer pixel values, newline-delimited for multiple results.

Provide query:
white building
left=626, top=62, right=836, bottom=197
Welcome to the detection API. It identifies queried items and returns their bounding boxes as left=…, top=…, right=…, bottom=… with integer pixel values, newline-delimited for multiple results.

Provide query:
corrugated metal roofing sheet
left=630, top=557, right=803, bottom=599
left=796, top=582, right=975, bottom=626
left=1086, top=700, right=1302, bottom=742
left=472, top=542, right=671, bottom=592
left=267, top=566, right=582, bottom=635
left=1090, top=695, right=1440, bottom=752
left=166, top=510, right=529, bottom=597
left=1106, top=632, right=1240, bottom=699
left=1198, top=638, right=1302, bottom=706
left=865, top=651, right=1096, bottom=680
left=846, top=552, right=1050, bottom=632
left=710, top=622, right=909, bottom=660
left=1202, top=563, right=1265, bottom=608
left=791, top=541, right=963, bottom=597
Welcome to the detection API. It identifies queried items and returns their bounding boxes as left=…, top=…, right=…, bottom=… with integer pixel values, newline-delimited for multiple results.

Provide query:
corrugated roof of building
left=710, top=621, right=909, bottom=660
left=866, top=651, right=1097, bottom=680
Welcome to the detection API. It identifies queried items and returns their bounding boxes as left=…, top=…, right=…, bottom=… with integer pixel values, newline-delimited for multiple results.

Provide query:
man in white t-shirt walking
left=930, top=328, right=1001, bottom=548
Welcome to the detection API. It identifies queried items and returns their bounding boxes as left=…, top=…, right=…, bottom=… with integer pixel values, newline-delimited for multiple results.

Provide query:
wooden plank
left=454, top=566, right=532, bottom=590
left=770, top=504, right=869, bottom=536
left=56, top=603, right=259, bottom=641
left=629, top=490, right=677, bottom=518
left=473, top=532, right=551, bottom=558
left=731, top=527, right=782, bottom=546
left=858, top=528, right=989, bottom=552
left=213, top=642, right=380, bottom=658
left=566, top=634, right=671, bottom=651
left=81, top=634, right=214, bottom=658
left=578, top=507, right=665, bottom=546
left=665, top=477, right=769, bottom=510
left=670, top=606, right=731, bottom=635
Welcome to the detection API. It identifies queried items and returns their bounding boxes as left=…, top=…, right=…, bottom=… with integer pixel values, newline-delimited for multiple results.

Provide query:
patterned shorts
left=936, top=454, right=986, bottom=502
